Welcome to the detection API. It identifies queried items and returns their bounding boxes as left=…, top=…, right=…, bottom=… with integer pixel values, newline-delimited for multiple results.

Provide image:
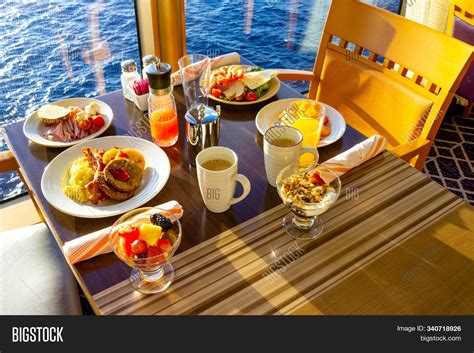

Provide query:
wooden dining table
left=3, top=60, right=474, bottom=315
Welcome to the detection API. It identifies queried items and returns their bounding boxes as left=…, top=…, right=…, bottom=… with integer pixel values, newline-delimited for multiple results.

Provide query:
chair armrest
left=275, top=69, right=316, bottom=81
left=0, top=150, right=19, bottom=173
left=391, top=138, right=431, bottom=161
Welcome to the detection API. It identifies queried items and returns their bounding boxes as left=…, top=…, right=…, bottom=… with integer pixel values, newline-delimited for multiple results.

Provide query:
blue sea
left=0, top=0, right=400, bottom=202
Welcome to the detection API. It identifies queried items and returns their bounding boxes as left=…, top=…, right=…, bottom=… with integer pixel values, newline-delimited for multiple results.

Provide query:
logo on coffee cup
left=206, top=187, right=221, bottom=200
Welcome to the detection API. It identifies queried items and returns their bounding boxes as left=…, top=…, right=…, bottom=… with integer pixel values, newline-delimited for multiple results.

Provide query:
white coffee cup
left=196, top=146, right=251, bottom=213
left=264, top=126, right=319, bottom=187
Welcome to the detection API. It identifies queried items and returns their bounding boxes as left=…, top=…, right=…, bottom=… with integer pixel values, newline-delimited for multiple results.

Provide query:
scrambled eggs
left=63, top=157, right=94, bottom=203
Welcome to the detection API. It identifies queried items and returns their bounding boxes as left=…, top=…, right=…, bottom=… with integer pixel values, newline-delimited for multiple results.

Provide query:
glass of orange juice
left=279, top=100, right=325, bottom=166
left=150, top=108, right=179, bottom=147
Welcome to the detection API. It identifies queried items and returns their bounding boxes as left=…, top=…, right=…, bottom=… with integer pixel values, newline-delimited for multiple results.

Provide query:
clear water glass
left=178, top=54, right=211, bottom=109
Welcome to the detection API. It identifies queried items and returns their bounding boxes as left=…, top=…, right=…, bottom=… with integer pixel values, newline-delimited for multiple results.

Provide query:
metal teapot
left=185, top=104, right=221, bottom=167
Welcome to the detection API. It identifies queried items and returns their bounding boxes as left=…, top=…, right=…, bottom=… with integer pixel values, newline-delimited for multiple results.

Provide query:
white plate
left=255, top=98, right=346, bottom=147
left=208, top=65, right=280, bottom=106
left=23, top=98, right=113, bottom=148
left=41, top=136, right=170, bottom=218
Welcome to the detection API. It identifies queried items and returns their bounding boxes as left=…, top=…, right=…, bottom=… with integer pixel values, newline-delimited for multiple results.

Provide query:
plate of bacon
left=23, top=98, right=113, bottom=147
left=41, top=136, right=170, bottom=218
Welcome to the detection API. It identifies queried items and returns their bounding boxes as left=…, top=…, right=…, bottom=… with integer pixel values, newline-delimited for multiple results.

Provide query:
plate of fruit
left=41, top=136, right=170, bottom=218
left=208, top=65, right=280, bottom=105
left=110, top=207, right=182, bottom=293
left=23, top=98, right=113, bottom=147
left=255, top=98, right=346, bottom=147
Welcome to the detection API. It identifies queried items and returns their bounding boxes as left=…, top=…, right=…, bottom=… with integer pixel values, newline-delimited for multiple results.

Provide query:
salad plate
left=23, top=98, right=113, bottom=148
left=208, top=65, right=280, bottom=106
left=255, top=98, right=346, bottom=147
left=41, top=136, right=170, bottom=218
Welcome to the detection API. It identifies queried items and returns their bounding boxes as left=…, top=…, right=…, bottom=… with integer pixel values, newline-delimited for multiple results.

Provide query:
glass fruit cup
left=109, top=207, right=182, bottom=294
left=276, top=164, right=340, bottom=239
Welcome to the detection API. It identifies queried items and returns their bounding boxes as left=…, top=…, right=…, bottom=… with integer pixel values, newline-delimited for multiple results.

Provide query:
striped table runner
left=93, top=152, right=468, bottom=315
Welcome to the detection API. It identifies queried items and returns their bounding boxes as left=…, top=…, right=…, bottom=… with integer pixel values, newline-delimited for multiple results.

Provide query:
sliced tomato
left=245, top=91, right=257, bottom=101
left=91, top=115, right=105, bottom=129
left=211, top=88, right=223, bottom=98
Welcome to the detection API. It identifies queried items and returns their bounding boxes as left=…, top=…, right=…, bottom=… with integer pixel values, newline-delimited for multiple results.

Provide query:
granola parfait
left=277, top=164, right=340, bottom=239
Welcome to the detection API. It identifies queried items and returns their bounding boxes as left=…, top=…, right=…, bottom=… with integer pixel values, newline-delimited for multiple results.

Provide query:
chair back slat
left=321, top=0, right=473, bottom=91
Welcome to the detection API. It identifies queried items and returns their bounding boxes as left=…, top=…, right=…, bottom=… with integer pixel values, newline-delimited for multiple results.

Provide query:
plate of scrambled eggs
left=41, top=136, right=170, bottom=218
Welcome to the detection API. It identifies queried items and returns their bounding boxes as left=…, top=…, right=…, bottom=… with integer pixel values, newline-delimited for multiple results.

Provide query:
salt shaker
left=121, top=59, right=141, bottom=101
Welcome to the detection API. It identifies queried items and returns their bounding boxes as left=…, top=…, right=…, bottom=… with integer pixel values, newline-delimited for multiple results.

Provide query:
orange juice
left=150, top=109, right=178, bottom=147
left=280, top=100, right=325, bottom=165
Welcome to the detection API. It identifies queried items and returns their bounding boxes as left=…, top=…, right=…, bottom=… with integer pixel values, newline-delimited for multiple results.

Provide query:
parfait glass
left=276, top=164, right=341, bottom=239
left=109, top=207, right=182, bottom=294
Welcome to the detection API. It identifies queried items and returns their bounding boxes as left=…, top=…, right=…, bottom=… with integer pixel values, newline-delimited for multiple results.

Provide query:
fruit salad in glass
left=110, top=207, right=182, bottom=294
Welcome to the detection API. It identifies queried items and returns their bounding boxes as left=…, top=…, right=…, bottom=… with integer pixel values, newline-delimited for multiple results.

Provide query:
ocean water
left=0, top=0, right=400, bottom=202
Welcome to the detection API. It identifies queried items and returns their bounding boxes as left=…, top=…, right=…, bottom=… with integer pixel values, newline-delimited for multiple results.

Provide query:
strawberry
left=309, top=170, right=326, bottom=185
left=157, top=239, right=172, bottom=252
left=146, top=246, right=165, bottom=265
left=147, top=245, right=162, bottom=258
left=323, top=116, right=329, bottom=125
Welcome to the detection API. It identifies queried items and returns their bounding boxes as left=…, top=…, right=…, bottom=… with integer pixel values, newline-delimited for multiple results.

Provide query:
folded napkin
left=63, top=201, right=183, bottom=265
left=317, top=135, right=387, bottom=182
left=171, top=52, right=240, bottom=86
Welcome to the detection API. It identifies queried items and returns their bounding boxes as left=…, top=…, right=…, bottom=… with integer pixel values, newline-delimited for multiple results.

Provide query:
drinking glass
left=178, top=54, right=211, bottom=109
left=276, top=164, right=340, bottom=239
left=109, top=207, right=182, bottom=294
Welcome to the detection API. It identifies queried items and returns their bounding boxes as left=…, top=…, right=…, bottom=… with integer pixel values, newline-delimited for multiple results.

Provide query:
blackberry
left=150, top=214, right=173, bottom=231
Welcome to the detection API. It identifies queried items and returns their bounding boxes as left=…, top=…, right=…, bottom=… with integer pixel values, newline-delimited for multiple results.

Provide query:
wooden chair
left=446, top=0, right=474, bottom=116
left=278, top=0, right=473, bottom=170
left=0, top=150, right=44, bottom=223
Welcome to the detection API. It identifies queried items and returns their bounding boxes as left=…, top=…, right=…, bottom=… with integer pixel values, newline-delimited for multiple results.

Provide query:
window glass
left=186, top=0, right=401, bottom=92
left=0, top=0, right=140, bottom=201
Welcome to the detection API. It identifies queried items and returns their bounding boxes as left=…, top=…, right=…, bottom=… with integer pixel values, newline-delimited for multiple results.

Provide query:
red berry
left=323, top=116, right=329, bottom=125
left=157, top=239, right=172, bottom=252
left=309, top=170, right=325, bottom=185
left=146, top=246, right=165, bottom=265
left=147, top=246, right=162, bottom=257
left=131, top=239, right=148, bottom=255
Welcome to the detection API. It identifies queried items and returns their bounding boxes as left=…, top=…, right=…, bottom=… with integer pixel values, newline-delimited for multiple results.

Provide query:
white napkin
left=317, top=135, right=388, bottom=182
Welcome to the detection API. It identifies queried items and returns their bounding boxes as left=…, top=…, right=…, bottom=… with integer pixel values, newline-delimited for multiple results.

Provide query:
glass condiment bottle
left=146, top=62, right=178, bottom=147
left=142, top=55, right=160, bottom=79
left=121, top=59, right=141, bottom=101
